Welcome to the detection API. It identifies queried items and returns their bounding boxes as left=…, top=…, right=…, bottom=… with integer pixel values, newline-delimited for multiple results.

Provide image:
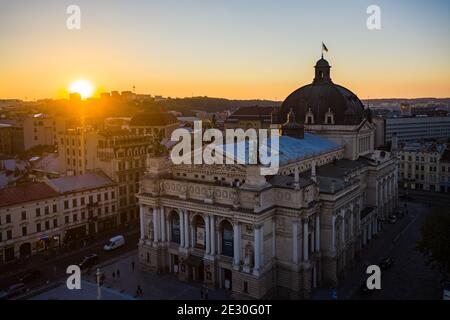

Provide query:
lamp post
left=96, top=268, right=102, bottom=300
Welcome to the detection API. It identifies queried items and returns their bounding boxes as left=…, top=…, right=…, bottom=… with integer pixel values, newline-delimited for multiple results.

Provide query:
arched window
left=221, top=220, right=234, bottom=257
left=325, top=108, right=334, bottom=124
left=170, top=211, right=180, bottom=244
left=193, top=215, right=206, bottom=249
left=305, top=108, right=314, bottom=124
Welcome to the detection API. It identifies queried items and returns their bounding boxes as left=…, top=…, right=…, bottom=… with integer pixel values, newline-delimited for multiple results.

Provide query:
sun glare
left=69, top=79, right=95, bottom=99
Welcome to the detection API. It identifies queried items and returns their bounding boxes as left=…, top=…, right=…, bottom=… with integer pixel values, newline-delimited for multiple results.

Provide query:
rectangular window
left=104, top=192, right=109, bottom=200
left=36, top=223, right=41, bottom=232
left=97, top=194, right=101, bottom=202
left=45, top=221, right=50, bottom=230
left=7, top=230, right=12, bottom=240
left=53, top=204, right=57, bottom=213
left=22, top=226, right=27, bottom=236
left=73, top=214, right=78, bottom=222
left=72, top=199, right=77, bottom=207
left=36, top=208, right=41, bottom=217
left=65, top=216, right=69, bottom=224
left=45, top=206, right=49, bottom=215
left=21, top=211, right=27, bottom=220
left=6, top=214, right=11, bottom=224
left=81, top=197, right=85, bottom=206
left=64, top=200, right=69, bottom=210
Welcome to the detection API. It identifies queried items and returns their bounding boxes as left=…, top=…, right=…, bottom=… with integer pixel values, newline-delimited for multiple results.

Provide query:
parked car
left=380, top=257, right=394, bottom=270
left=104, top=235, right=125, bottom=251
left=389, top=215, right=397, bottom=224
left=78, top=254, right=99, bottom=270
left=19, top=269, right=41, bottom=284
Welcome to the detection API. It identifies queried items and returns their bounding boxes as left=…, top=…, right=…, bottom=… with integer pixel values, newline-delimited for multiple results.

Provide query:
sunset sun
left=69, top=79, right=95, bottom=99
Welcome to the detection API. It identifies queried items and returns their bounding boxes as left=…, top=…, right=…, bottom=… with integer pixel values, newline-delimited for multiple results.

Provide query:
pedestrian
left=200, top=286, right=204, bottom=299
left=117, top=269, right=120, bottom=278
left=131, top=261, right=135, bottom=272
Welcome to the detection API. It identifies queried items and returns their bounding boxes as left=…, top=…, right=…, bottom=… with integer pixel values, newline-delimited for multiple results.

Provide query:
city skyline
left=0, top=0, right=449, bottom=101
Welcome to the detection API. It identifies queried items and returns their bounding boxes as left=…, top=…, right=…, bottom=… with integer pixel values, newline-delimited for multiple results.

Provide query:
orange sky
left=0, top=1, right=449, bottom=101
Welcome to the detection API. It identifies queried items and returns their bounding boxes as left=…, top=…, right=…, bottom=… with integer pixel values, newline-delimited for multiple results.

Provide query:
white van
left=104, top=235, right=125, bottom=251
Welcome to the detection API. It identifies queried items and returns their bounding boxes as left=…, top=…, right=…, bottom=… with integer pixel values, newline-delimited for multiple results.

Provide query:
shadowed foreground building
left=136, top=57, right=398, bottom=299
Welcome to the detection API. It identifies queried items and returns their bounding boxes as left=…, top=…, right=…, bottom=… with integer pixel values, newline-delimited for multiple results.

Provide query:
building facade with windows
left=58, top=128, right=152, bottom=225
left=0, top=171, right=118, bottom=264
left=398, top=142, right=450, bottom=193
left=383, top=116, right=450, bottom=144
left=136, top=57, right=398, bottom=299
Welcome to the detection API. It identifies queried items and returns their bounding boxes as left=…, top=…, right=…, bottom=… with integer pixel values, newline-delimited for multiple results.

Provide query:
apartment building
left=23, top=114, right=63, bottom=151
left=398, top=142, right=450, bottom=193
left=0, top=172, right=118, bottom=264
left=58, top=128, right=151, bottom=225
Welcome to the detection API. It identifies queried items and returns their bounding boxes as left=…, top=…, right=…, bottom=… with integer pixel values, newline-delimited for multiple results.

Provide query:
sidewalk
left=84, top=251, right=232, bottom=300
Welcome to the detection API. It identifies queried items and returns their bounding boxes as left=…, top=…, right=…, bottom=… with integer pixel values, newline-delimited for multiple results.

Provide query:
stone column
left=292, top=221, right=299, bottom=264
left=205, top=215, right=211, bottom=255
left=139, top=206, right=145, bottom=240
left=184, top=210, right=189, bottom=248
left=160, top=207, right=166, bottom=242
left=210, top=215, right=215, bottom=255
left=233, top=222, right=240, bottom=267
left=303, top=219, right=309, bottom=262
left=315, top=214, right=320, bottom=252
left=180, top=211, right=185, bottom=248
left=153, top=207, right=159, bottom=243
left=254, top=226, right=261, bottom=274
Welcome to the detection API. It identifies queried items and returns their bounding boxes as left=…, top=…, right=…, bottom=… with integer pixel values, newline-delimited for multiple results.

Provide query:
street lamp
left=96, top=268, right=102, bottom=300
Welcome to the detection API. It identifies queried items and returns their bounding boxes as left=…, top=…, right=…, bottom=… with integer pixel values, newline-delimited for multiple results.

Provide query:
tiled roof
left=47, top=172, right=115, bottom=193
left=0, top=182, right=59, bottom=208
left=217, top=132, right=342, bottom=166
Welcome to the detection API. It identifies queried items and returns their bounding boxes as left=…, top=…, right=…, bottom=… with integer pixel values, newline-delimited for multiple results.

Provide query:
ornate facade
left=136, top=57, right=399, bottom=299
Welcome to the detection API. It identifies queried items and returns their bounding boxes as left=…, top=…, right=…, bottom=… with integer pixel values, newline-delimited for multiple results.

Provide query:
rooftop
left=0, top=182, right=59, bottom=208
left=217, top=132, right=342, bottom=167
left=47, top=172, right=115, bottom=193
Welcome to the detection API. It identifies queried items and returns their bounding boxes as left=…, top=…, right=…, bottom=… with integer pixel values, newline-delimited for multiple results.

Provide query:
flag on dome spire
left=322, top=42, right=328, bottom=58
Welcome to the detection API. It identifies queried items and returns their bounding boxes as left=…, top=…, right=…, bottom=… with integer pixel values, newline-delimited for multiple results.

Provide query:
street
left=0, top=228, right=139, bottom=296
left=338, top=201, right=442, bottom=300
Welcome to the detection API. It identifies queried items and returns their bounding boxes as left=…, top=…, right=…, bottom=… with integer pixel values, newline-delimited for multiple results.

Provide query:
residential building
left=0, top=171, right=118, bottom=264
left=58, top=128, right=151, bottom=225
left=23, top=113, right=64, bottom=150
left=397, top=141, right=450, bottom=193
left=129, top=111, right=179, bottom=139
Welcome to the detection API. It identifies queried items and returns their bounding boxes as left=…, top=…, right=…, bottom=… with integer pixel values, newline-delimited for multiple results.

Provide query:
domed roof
left=279, top=58, right=366, bottom=126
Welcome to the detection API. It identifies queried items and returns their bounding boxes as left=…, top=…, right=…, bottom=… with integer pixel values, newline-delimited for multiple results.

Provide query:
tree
left=416, top=207, right=450, bottom=278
